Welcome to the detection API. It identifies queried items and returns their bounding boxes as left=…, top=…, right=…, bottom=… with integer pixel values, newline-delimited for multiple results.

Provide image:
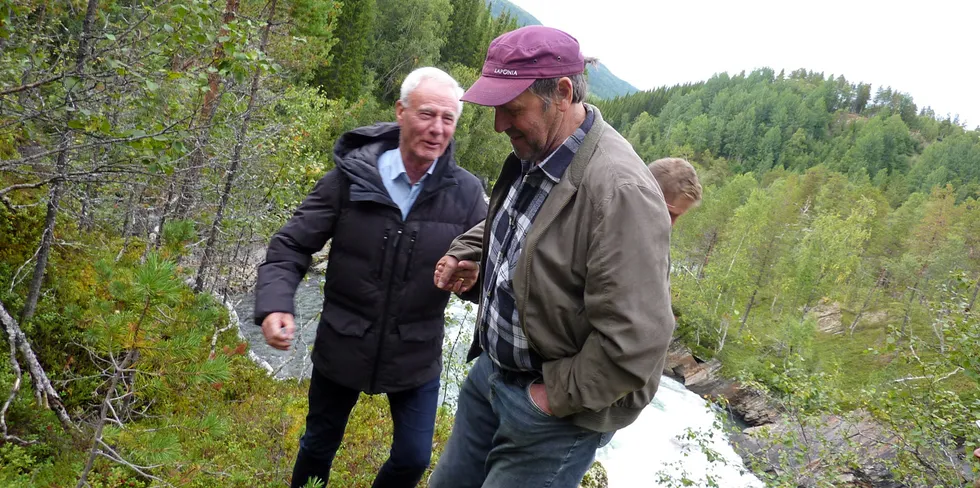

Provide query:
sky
left=511, top=0, right=980, bottom=128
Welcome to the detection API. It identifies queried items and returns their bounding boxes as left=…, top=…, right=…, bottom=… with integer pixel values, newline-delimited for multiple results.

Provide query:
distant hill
left=487, top=0, right=541, bottom=28
left=484, top=0, right=638, bottom=99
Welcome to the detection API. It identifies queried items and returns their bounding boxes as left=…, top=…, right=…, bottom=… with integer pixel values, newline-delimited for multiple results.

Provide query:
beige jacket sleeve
left=543, top=181, right=674, bottom=417
left=446, top=219, right=485, bottom=263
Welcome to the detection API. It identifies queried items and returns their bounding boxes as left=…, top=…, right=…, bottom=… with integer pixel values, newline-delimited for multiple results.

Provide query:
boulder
left=808, top=301, right=844, bottom=335
left=734, top=410, right=902, bottom=488
left=663, top=339, right=780, bottom=427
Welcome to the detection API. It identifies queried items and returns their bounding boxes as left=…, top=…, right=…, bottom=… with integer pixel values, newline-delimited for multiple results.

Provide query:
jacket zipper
left=375, top=229, right=390, bottom=279
left=402, top=231, right=418, bottom=282
left=370, top=226, right=402, bottom=392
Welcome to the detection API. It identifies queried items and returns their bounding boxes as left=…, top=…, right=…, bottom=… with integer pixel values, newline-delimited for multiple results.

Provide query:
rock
left=666, top=340, right=698, bottom=375
left=734, top=410, right=902, bottom=488
left=311, top=243, right=331, bottom=273
left=860, top=309, right=889, bottom=326
left=663, top=338, right=780, bottom=427
left=579, top=460, right=608, bottom=488
left=808, top=301, right=844, bottom=335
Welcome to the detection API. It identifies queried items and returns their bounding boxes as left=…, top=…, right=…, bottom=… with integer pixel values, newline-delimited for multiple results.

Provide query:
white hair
left=400, top=67, right=464, bottom=117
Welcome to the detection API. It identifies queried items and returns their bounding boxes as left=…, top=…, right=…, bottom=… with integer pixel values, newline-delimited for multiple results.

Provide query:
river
left=234, top=274, right=763, bottom=487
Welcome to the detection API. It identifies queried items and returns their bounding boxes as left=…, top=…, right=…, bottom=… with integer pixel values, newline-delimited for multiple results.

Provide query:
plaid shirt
left=480, top=107, right=595, bottom=372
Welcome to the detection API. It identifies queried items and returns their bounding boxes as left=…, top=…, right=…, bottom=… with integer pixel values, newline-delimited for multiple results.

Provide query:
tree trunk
left=969, top=273, right=979, bottom=313
left=900, top=280, right=919, bottom=337
left=850, top=268, right=886, bottom=335
left=0, top=300, right=75, bottom=433
left=20, top=0, right=99, bottom=323
left=738, top=243, right=774, bottom=334
left=195, top=0, right=277, bottom=292
left=174, top=0, right=240, bottom=219
left=20, top=171, right=63, bottom=323
left=697, top=230, right=717, bottom=281
left=79, top=181, right=95, bottom=232
left=738, top=288, right=758, bottom=334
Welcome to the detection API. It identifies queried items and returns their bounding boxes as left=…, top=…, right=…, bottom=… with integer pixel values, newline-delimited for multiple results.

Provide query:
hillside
left=485, top=0, right=638, bottom=99
left=2, top=1, right=978, bottom=487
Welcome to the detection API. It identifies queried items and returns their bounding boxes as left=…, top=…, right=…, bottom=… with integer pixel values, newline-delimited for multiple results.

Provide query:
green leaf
left=105, top=33, right=116, bottom=41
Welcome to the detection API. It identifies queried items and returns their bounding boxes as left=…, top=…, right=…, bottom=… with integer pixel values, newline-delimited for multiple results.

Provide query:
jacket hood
left=332, top=122, right=459, bottom=196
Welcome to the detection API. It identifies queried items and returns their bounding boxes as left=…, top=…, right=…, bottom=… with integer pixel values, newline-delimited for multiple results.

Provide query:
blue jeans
left=428, top=353, right=613, bottom=488
left=291, top=367, right=440, bottom=488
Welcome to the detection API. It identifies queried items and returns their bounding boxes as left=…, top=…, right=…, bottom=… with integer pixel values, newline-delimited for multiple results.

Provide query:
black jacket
left=254, top=123, right=488, bottom=393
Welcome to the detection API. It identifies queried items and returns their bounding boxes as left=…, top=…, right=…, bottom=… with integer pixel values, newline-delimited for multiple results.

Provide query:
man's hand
left=529, top=383, right=553, bottom=415
left=261, top=312, right=295, bottom=351
left=434, top=255, right=479, bottom=294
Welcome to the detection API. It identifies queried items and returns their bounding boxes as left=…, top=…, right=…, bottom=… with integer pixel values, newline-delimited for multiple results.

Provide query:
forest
left=597, top=68, right=980, bottom=485
left=1, top=0, right=979, bottom=486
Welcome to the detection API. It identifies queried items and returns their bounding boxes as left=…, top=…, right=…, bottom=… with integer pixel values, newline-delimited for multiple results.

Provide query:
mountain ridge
left=484, top=0, right=638, bottom=99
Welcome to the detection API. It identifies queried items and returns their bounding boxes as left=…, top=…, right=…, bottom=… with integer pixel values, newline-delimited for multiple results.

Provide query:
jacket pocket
left=321, top=301, right=372, bottom=337
left=396, top=318, right=444, bottom=342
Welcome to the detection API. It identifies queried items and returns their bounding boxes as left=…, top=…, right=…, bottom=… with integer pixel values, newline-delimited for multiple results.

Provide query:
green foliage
left=597, top=68, right=980, bottom=195
left=443, top=0, right=487, bottom=68
left=5, top=0, right=980, bottom=485
left=311, top=0, right=375, bottom=99
left=369, top=0, right=451, bottom=100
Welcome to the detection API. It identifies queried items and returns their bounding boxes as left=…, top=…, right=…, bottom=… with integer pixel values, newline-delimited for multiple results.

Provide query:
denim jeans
left=428, top=352, right=614, bottom=488
left=290, top=367, right=440, bottom=488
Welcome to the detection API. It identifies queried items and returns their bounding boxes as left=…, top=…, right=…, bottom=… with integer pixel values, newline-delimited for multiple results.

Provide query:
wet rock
left=663, top=339, right=779, bottom=427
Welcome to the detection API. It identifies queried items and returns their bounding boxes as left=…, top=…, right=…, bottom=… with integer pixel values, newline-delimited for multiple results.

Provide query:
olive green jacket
left=448, top=106, right=675, bottom=432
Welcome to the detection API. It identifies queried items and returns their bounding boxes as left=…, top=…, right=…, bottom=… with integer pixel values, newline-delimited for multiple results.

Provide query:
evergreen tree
left=442, top=0, right=485, bottom=68
left=312, top=0, right=376, bottom=100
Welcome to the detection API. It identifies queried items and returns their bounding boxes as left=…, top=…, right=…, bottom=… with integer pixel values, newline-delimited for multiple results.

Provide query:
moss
left=579, top=460, right=608, bottom=488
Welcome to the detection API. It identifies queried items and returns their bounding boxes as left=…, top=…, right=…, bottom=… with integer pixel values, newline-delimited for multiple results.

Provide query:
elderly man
left=430, top=26, right=675, bottom=487
left=649, top=157, right=702, bottom=225
left=254, top=67, right=487, bottom=488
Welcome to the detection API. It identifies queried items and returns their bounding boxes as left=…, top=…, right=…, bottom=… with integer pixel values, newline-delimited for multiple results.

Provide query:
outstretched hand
left=434, top=255, right=479, bottom=294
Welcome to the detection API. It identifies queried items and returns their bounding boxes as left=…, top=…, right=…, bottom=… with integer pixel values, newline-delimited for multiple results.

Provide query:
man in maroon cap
left=430, top=26, right=675, bottom=487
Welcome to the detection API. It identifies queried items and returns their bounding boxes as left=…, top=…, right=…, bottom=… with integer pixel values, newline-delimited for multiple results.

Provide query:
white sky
left=512, top=0, right=980, bottom=128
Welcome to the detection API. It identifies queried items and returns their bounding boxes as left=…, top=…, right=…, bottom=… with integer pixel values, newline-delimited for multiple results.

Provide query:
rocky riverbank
left=663, top=338, right=938, bottom=487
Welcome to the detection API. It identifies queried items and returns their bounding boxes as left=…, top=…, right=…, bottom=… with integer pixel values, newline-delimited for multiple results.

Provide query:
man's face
left=493, top=89, right=563, bottom=163
left=396, top=80, right=459, bottom=166
left=666, top=195, right=696, bottom=226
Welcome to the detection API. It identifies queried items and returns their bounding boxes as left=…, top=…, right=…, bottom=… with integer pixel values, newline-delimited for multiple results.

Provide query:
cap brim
left=461, top=76, right=535, bottom=106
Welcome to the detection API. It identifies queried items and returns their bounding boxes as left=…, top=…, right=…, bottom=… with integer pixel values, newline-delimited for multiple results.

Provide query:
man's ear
left=395, top=99, right=406, bottom=124
left=556, top=77, right=574, bottom=111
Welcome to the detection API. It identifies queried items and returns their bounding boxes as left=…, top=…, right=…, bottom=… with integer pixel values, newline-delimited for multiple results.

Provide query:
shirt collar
left=384, top=148, right=437, bottom=184
left=523, top=105, right=595, bottom=183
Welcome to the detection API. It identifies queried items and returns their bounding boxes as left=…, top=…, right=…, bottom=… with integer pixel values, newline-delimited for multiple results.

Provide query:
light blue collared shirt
left=378, top=148, right=437, bottom=220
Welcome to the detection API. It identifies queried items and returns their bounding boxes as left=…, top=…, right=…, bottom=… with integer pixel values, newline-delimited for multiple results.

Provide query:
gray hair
left=400, top=67, right=464, bottom=116
left=527, top=57, right=597, bottom=110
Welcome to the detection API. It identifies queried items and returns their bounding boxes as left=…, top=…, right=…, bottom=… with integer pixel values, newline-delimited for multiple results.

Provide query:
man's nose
left=427, top=118, right=444, bottom=137
left=493, top=109, right=509, bottom=133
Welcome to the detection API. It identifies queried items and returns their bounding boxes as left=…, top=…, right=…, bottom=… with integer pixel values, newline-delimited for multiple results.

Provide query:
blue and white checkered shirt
left=480, top=107, right=595, bottom=372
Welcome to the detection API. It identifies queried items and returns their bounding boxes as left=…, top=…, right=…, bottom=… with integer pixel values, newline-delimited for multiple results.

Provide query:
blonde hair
left=648, top=158, right=702, bottom=206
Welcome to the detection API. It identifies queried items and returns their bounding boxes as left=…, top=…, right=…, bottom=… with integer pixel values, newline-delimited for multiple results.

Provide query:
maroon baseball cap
left=461, top=26, right=586, bottom=107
